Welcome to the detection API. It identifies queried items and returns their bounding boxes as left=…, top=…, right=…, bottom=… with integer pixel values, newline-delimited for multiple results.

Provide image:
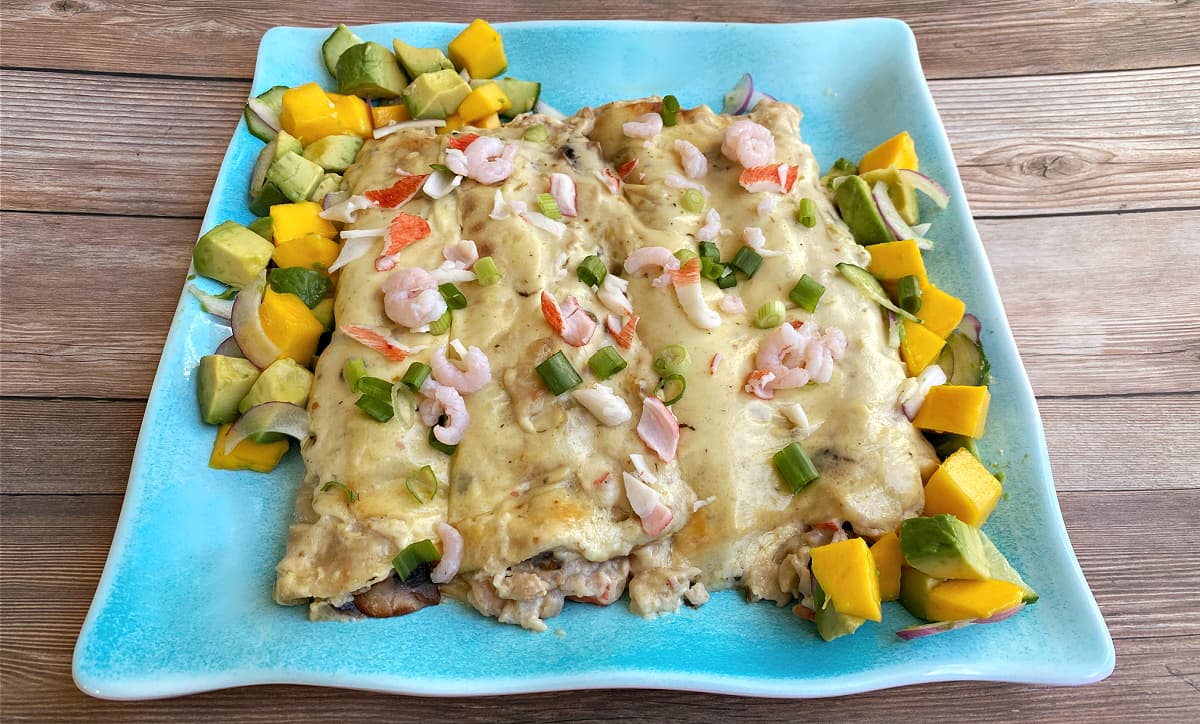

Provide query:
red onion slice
left=722, top=73, right=754, bottom=115
left=871, top=180, right=917, bottom=241
left=958, top=313, right=982, bottom=344
left=224, top=401, right=311, bottom=453
left=896, top=169, right=950, bottom=208
left=230, top=271, right=281, bottom=369
left=214, top=335, right=244, bottom=358
left=896, top=603, right=1025, bottom=641
left=187, top=284, right=234, bottom=320
left=245, top=97, right=281, bottom=133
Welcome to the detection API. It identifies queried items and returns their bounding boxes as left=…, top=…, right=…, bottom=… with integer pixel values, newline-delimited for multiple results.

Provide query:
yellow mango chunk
left=448, top=19, right=507, bottom=79
left=457, top=82, right=510, bottom=122
left=859, top=131, right=919, bottom=174
left=271, top=233, right=340, bottom=272
left=917, top=284, right=966, bottom=339
left=259, top=287, right=325, bottom=366
left=279, top=83, right=340, bottom=145
left=328, top=93, right=373, bottom=138
left=810, top=537, right=882, bottom=621
left=208, top=423, right=289, bottom=473
left=925, top=579, right=1025, bottom=621
left=270, top=201, right=337, bottom=244
left=870, top=532, right=903, bottom=601
left=867, top=239, right=928, bottom=288
left=924, top=448, right=1003, bottom=527
left=438, top=113, right=467, bottom=135
left=901, top=319, right=946, bottom=376
left=914, top=385, right=991, bottom=438
left=371, top=103, right=411, bottom=127
left=475, top=112, right=502, bottom=129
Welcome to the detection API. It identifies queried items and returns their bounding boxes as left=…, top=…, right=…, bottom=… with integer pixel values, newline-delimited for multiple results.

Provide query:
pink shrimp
left=382, top=267, right=447, bottom=329
left=622, top=472, right=674, bottom=537
left=431, top=344, right=491, bottom=394
left=637, top=395, right=680, bottom=463
left=432, top=384, right=469, bottom=445
left=721, top=119, right=775, bottom=168
left=541, top=291, right=597, bottom=347
left=549, top=173, right=578, bottom=217
left=747, top=322, right=845, bottom=397
left=744, top=369, right=777, bottom=400
left=671, top=258, right=721, bottom=329
left=696, top=208, right=721, bottom=242
left=447, top=136, right=517, bottom=185
left=430, top=522, right=463, bottom=584
left=673, top=139, right=708, bottom=178
left=623, top=246, right=680, bottom=288
left=417, top=379, right=443, bottom=427
left=622, top=112, right=663, bottom=139
left=718, top=294, right=746, bottom=315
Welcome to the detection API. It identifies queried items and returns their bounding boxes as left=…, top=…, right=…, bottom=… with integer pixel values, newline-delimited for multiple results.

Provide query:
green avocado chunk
left=979, top=531, right=1039, bottom=603
left=834, top=175, right=892, bottom=245
left=310, top=297, right=335, bottom=331
left=898, top=566, right=944, bottom=621
left=862, top=167, right=920, bottom=226
left=238, top=358, right=315, bottom=441
left=249, top=181, right=289, bottom=217
left=192, top=220, right=274, bottom=287
left=322, top=24, right=364, bottom=76
left=336, top=41, right=408, bottom=99
left=196, top=355, right=261, bottom=425
left=392, top=38, right=454, bottom=78
left=308, top=172, right=344, bottom=202
left=249, top=131, right=303, bottom=200
left=266, top=151, right=325, bottom=204
left=468, top=77, right=541, bottom=117
left=401, top=68, right=472, bottom=120
left=899, top=514, right=991, bottom=581
left=813, top=578, right=865, bottom=641
left=303, top=134, right=364, bottom=173
left=247, top=216, right=273, bottom=242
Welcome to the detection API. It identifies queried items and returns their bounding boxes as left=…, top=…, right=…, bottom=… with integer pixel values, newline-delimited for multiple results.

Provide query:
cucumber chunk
left=322, top=24, right=364, bottom=76
left=243, top=85, right=288, bottom=143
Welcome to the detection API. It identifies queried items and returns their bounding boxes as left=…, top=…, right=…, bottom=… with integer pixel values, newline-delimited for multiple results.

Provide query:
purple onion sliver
left=214, top=335, right=244, bottom=358
left=225, top=401, right=311, bottom=453
left=871, top=180, right=915, bottom=241
left=960, top=313, right=982, bottom=344
left=974, top=603, right=1025, bottom=625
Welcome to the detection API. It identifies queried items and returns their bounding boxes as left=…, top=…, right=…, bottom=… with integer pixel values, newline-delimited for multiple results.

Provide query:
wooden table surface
left=2, top=1, right=1198, bottom=720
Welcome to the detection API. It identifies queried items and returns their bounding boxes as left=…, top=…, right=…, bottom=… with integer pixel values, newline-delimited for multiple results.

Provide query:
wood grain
left=3, top=1, right=1199, bottom=80
left=3, top=67, right=1198, bottom=219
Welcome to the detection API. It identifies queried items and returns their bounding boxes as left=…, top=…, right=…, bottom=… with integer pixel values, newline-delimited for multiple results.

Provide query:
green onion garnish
left=789, top=274, right=826, bottom=313
left=428, top=309, right=452, bottom=335
left=820, top=157, right=858, bottom=187
left=405, top=465, right=439, bottom=504
left=656, top=373, right=687, bottom=405
left=356, top=394, right=394, bottom=422
left=681, top=188, right=705, bottom=213
left=716, top=271, right=738, bottom=289
left=588, top=345, right=627, bottom=380
left=402, top=362, right=431, bottom=390
left=429, top=163, right=452, bottom=174
left=536, top=192, right=562, bottom=220
left=653, top=344, right=691, bottom=376
left=439, top=282, right=468, bottom=310
left=474, top=255, right=500, bottom=286
left=356, top=376, right=394, bottom=400
left=428, top=417, right=458, bottom=455
left=755, top=300, right=787, bottom=329
left=698, top=241, right=720, bottom=261
left=343, top=358, right=367, bottom=390
left=773, top=442, right=819, bottom=494
left=390, top=381, right=417, bottom=427
left=730, top=246, right=763, bottom=278
left=523, top=124, right=549, bottom=142
left=576, top=255, right=608, bottom=287
left=392, top=539, right=441, bottom=580
left=321, top=480, right=357, bottom=503
left=898, top=274, right=923, bottom=314
left=700, top=257, right=726, bottom=282
left=674, top=248, right=698, bottom=265
left=797, top=197, right=818, bottom=228
left=536, top=351, right=583, bottom=395
left=660, top=94, right=681, bottom=126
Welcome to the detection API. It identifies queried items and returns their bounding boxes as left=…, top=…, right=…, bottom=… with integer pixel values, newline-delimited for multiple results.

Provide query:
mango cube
left=280, top=83, right=340, bottom=145
left=913, top=385, right=991, bottom=438
left=475, top=112, right=502, bottom=129
left=272, top=233, right=340, bottom=272
left=867, top=239, right=928, bottom=288
left=438, top=113, right=467, bottom=135
left=917, top=284, right=966, bottom=339
left=810, top=537, right=882, bottom=622
left=209, top=422, right=289, bottom=473
left=859, top=130, right=919, bottom=174
left=870, top=531, right=903, bottom=601
left=259, top=287, right=325, bottom=366
left=270, top=201, right=337, bottom=244
left=901, top=319, right=946, bottom=376
left=328, top=93, right=373, bottom=138
left=457, top=82, right=510, bottom=122
left=924, top=448, right=1003, bottom=527
left=371, top=103, right=411, bottom=127
left=448, top=19, right=507, bottom=79
left=924, top=579, right=1025, bottom=621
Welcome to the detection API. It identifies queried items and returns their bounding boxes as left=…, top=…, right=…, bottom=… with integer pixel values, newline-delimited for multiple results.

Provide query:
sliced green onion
left=898, top=274, right=923, bottom=314
left=820, top=157, right=858, bottom=187
left=536, top=192, right=562, bottom=220
left=660, top=94, right=680, bottom=126
left=343, top=358, right=367, bottom=390
left=321, top=480, right=357, bottom=504
left=674, top=248, right=698, bottom=265
left=356, top=394, right=394, bottom=422
left=428, top=309, right=452, bottom=335
left=653, top=344, right=691, bottom=376
left=656, top=373, right=687, bottom=405
left=429, top=163, right=452, bottom=174
left=390, top=381, right=417, bottom=427
left=700, top=257, right=726, bottom=282
left=356, top=376, right=394, bottom=400
left=836, top=263, right=921, bottom=323
left=698, top=241, right=720, bottom=261
left=774, top=442, right=819, bottom=494
left=402, top=362, right=431, bottom=390
left=523, top=124, right=549, bottom=142
left=755, top=300, right=787, bottom=329
left=392, top=539, right=441, bottom=580
left=428, top=417, right=458, bottom=455
left=681, top=188, right=705, bottom=213
left=439, top=282, right=468, bottom=310
left=716, top=271, right=738, bottom=289
left=588, top=345, right=627, bottom=380
left=536, top=351, right=583, bottom=395
left=474, top=255, right=500, bottom=286
left=789, top=274, right=826, bottom=313
left=797, top=197, right=818, bottom=228
left=730, top=246, right=763, bottom=278
left=405, top=465, right=439, bottom=504
left=576, top=255, right=608, bottom=287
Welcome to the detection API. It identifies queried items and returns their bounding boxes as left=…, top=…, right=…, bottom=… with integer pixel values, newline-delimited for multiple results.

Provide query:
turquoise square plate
left=74, top=19, right=1114, bottom=699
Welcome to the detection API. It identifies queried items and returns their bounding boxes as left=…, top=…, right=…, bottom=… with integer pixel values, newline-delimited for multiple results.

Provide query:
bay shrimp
left=382, top=267, right=447, bottom=329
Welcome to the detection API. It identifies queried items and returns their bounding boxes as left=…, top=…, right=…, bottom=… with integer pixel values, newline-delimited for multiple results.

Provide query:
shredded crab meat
left=622, top=112, right=664, bottom=139
left=673, top=139, right=708, bottom=178
left=622, top=472, right=674, bottom=537
left=595, top=167, right=622, bottom=194
left=671, top=258, right=721, bottom=329
left=320, top=194, right=373, bottom=223
left=743, top=226, right=783, bottom=257
left=709, top=353, right=723, bottom=375
left=375, top=213, right=432, bottom=272
left=339, top=324, right=411, bottom=363
left=696, top=208, right=722, bottom=242
left=629, top=453, right=658, bottom=483
left=779, top=403, right=813, bottom=435
left=623, top=246, right=680, bottom=288
left=521, top=210, right=566, bottom=238
left=664, top=174, right=709, bottom=196
left=489, top=189, right=512, bottom=220
left=745, top=321, right=847, bottom=399
left=637, top=395, right=680, bottom=463
left=572, top=384, right=633, bottom=426
left=718, top=294, right=745, bottom=315
left=541, top=291, right=597, bottom=346
left=721, top=119, right=776, bottom=167
left=596, top=273, right=633, bottom=316
left=549, top=173, right=578, bottom=217
left=757, top=195, right=779, bottom=217
left=606, top=314, right=640, bottom=349
left=442, top=239, right=479, bottom=268
left=382, top=267, right=447, bottom=329
left=739, top=163, right=798, bottom=194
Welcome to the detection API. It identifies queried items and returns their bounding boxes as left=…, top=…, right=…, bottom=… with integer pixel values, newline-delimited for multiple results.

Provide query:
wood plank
left=1, top=491, right=1196, bottom=719
left=2, top=67, right=1198, bottom=218
left=2, top=1, right=1198, bottom=80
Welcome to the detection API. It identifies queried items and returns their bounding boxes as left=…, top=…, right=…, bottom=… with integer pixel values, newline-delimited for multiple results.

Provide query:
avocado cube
left=862, top=167, right=920, bottom=226
left=309, top=173, right=344, bottom=203
left=835, top=175, right=892, bottom=245
left=239, top=357, right=314, bottom=414
left=192, top=220, right=274, bottom=287
left=393, top=39, right=454, bottom=78
left=310, top=298, right=335, bottom=331
left=979, top=531, right=1039, bottom=603
left=812, top=579, right=865, bottom=642
left=899, top=514, right=991, bottom=580
left=196, top=355, right=261, bottom=424
left=266, top=151, right=325, bottom=204
left=303, top=134, right=364, bottom=173
left=401, top=68, right=472, bottom=120
left=898, top=566, right=944, bottom=621
left=336, top=41, right=408, bottom=99
left=249, top=180, right=290, bottom=217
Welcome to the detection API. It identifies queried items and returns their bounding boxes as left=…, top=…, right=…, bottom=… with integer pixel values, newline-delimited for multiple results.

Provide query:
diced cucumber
left=242, top=85, right=288, bottom=143
left=322, top=24, right=364, bottom=76
left=945, top=331, right=984, bottom=386
left=247, top=216, right=273, bottom=241
left=496, top=77, right=540, bottom=118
